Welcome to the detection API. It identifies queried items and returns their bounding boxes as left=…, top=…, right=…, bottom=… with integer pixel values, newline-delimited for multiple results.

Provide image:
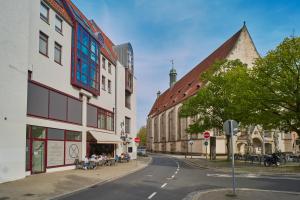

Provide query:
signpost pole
left=191, top=143, right=192, bottom=159
left=230, top=120, right=236, bottom=196
left=206, top=143, right=208, bottom=160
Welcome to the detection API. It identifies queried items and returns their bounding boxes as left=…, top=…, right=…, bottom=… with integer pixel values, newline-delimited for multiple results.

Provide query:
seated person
left=83, top=156, right=89, bottom=170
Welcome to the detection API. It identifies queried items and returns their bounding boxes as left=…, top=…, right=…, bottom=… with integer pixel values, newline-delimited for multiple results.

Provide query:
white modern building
left=0, top=0, right=137, bottom=183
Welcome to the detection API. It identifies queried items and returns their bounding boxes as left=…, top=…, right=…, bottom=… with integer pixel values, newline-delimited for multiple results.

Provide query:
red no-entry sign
left=134, top=137, right=141, bottom=143
left=203, top=132, right=210, bottom=139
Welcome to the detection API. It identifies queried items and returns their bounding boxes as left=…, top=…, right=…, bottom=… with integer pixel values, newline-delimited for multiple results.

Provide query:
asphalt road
left=56, top=154, right=300, bottom=200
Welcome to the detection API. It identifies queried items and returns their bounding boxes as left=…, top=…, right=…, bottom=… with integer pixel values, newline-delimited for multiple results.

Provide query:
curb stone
left=182, top=188, right=300, bottom=200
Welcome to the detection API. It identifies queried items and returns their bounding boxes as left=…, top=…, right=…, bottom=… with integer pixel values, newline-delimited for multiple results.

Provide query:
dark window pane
left=27, top=82, right=49, bottom=117
left=39, top=32, right=48, bottom=55
left=40, top=3, right=49, bottom=22
left=55, top=16, right=63, bottom=33
left=48, top=128, right=65, bottom=140
left=54, top=43, right=62, bottom=64
left=49, top=91, right=67, bottom=121
left=67, top=97, right=82, bottom=124
left=66, top=131, right=82, bottom=141
left=125, top=117, right=130, bottom=133
left=87, top=104, right=97, bottom=127
left=31, top=126, right=46, bottom=139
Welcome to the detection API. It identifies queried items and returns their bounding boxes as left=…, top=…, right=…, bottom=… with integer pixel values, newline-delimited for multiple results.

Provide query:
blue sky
left=72, top=0, right=300, bottom=130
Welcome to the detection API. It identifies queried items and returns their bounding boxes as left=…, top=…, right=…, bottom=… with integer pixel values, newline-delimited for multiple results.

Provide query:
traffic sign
left=188, top=140, right=194, bottom=145
left=223, top=120, right=238, bottom=136
left=204, top=141, right=208, bottom=146
left=203, top=131, right=210, bottom=139
left=134, top=137, right=141, bottom=143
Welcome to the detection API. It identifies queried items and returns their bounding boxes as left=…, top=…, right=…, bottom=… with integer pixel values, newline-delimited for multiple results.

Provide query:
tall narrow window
left=125, top=117, right=130, bottom=133
left=108, top=80, right=111, bottom=94
left=54, top=42, right=62, bottom=64
left=55, top=15, right=63, bottom=33
left=39, top=31, right=48, bottom=56
left=108, top=63, right=112, bottom=74
left=102, top=76, right=106, bottom=90
left=40, top=2, right=49, bottom=23
left=102, top=57, right=106, bottom=69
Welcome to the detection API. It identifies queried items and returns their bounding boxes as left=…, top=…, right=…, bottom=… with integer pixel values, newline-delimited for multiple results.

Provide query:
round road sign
left=134, top=137, right=141, bottom=143
left=204, top=132, right=210, bottom=139
left=204, top=141, right=209, bottom=146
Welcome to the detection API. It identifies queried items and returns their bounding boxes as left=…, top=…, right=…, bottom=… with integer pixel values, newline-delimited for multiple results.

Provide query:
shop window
left=65, top=141, right=82, bottom=165
left=66, top=131, right=82, bottom=141
left=49, top=90, right=67, bottom=121
left=27, top=82, right=49, bottom=118
left=128, top=147, right=133, bottom=153
left=26, top=125, right=30, bottom=171
left=48, top=128, right=64, bottom=140
left=31, top=126, right=46, bottom=139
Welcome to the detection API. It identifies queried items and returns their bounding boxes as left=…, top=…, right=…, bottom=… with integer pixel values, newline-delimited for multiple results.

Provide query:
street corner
left=183, top=188, right=300, bottom=200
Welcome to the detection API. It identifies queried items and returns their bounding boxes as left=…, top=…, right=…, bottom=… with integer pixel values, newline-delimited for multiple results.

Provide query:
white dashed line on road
left=148, top=192, right=157, bottom=199
left=175, top=171, right=178, bottom=174
left=171, top=175, right=175, bottom=178
left=161, top=183, right=167, bottom=188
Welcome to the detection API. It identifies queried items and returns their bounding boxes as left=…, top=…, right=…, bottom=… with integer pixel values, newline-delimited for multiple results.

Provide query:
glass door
left=32, top=140, right=45, bottom=174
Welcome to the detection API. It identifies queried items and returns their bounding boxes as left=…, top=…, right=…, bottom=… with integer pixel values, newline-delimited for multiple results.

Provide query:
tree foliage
left=137, top=126, right=147, bottom=146
left=180, top=36, right=300, bottom=138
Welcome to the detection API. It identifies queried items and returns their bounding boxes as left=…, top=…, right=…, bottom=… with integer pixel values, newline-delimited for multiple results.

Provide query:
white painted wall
left=0, top=0, right=31, bottom=183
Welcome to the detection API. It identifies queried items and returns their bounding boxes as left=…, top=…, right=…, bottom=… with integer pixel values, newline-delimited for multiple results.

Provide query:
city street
left=56, top=154, right=300, bottom=200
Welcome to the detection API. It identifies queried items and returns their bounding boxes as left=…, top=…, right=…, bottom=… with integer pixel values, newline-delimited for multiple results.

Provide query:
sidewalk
left=0, top=157, right=151, bottom=200
left=162, top=153, right=300, bottom=175
left=186, top=188, right=300, bottom=200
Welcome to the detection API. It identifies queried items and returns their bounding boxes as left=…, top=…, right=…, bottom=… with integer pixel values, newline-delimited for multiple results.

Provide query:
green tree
left=251, top=37, right=300, bottom=136
left=137, top=126, right=147, bottom=146
left=180, top=59, right=253, bottom=158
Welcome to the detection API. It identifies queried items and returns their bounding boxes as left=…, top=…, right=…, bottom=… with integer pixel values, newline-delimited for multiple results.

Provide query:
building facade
left=147, top=25, right=296, bottom=156
left=0, top=0, right=136, bottom=183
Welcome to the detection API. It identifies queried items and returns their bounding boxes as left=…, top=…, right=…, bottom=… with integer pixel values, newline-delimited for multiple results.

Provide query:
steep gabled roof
left=44, top=0, right=72, bottom=24
left=148, top=26, right=245, bottom=117
left=89, top=20, right=118, bottom=64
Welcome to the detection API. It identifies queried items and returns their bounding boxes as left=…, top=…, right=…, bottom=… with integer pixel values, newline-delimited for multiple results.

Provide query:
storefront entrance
left=88, top=143, right=115, bottom=157
left=32, top=140, right=46, bottom=174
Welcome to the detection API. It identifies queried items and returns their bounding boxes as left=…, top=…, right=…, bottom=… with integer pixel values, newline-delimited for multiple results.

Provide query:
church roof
left=148, top=26, right=245, bottom=117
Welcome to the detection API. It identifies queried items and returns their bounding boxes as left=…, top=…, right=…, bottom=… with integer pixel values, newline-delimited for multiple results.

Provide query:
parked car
left=137, top=146, right=147, bottom=157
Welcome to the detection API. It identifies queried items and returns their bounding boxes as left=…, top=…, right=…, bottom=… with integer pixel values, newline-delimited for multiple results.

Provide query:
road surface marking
left=206, top=173, right=300, bottom=180
left=171, top=175, right=175, bottom=178
left=161, top=183, right=167, bottom=188
left=148, top=192, right=157, bottom=199
left=166, top=177, right=172, bottom=180
left=146, top=175, right=153, bottom=177
left=175, top=171, right=178, bottom=174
